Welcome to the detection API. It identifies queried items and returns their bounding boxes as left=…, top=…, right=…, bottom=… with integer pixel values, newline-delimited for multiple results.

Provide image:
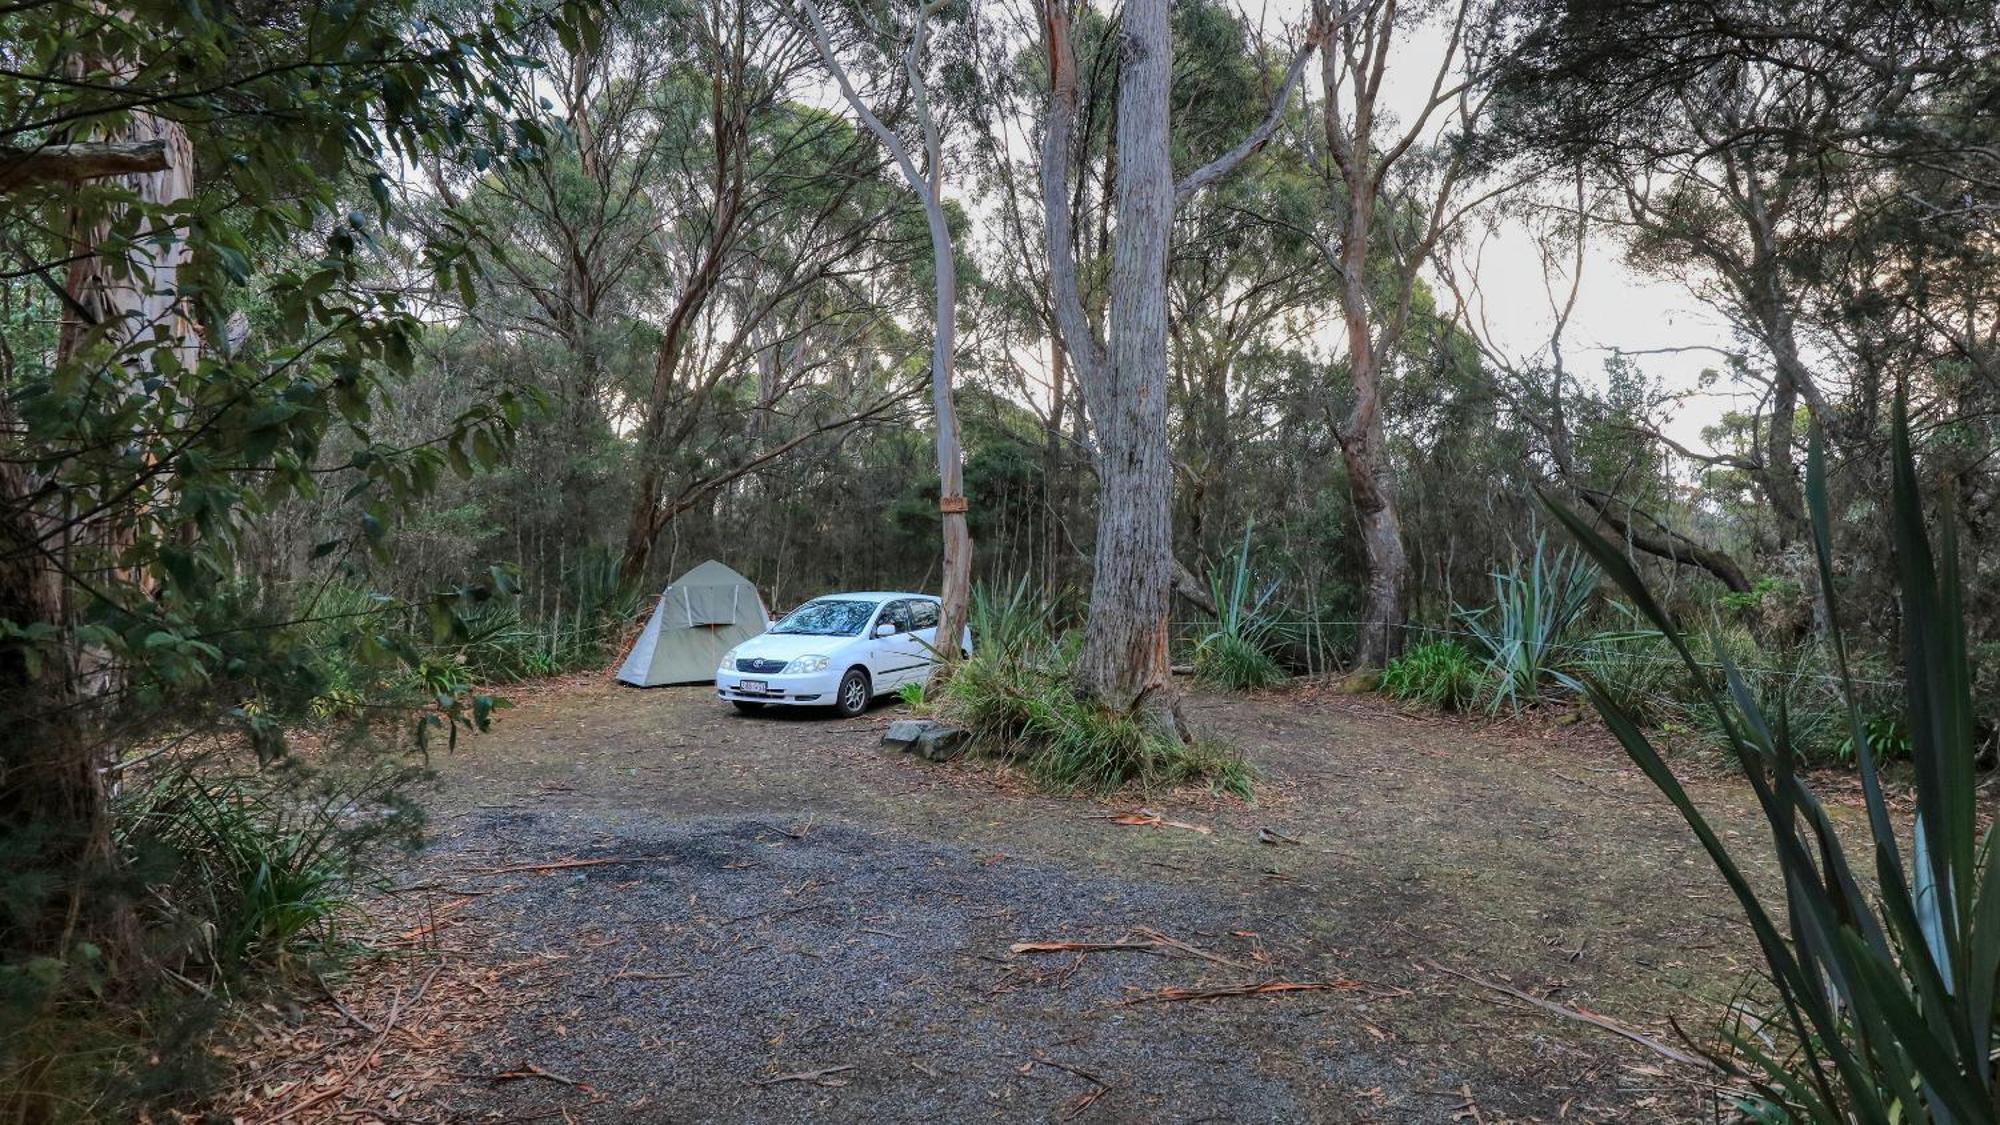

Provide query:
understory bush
left=1458, top=535, right=1599, bottom=712
left=1380, top=641, right=1483, bottom=710
left=115, top=765, right=419, bottom=974
left=1565, top=626, right=1680, bottom=726
left=1192, top=527, right=1286, bottom=691
left=1550, top=406, right=2000, bottom=1120
left=934, top=637, right=1253, bottom=798
left=2, top=757, right=425, bottom=1119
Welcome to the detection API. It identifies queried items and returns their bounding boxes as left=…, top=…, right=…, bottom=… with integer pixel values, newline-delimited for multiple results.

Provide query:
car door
left=906, top=598, right=942, bottom=684
left=865, top=600, right=921, bottom=690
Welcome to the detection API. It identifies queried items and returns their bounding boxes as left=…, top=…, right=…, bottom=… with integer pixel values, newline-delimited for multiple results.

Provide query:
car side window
left=879, top=601, right=914, bottom=634
left=910, top=600, right=939, bottom=630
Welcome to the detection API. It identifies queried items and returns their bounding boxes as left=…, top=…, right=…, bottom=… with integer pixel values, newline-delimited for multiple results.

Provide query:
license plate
left=741, top=679, right=767, bottom=695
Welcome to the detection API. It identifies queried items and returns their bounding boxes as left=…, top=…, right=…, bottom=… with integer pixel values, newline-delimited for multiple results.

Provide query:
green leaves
left=1545, top=393, right=1999, bottom=1122
left=1457, top=533, right=1598, bottom=713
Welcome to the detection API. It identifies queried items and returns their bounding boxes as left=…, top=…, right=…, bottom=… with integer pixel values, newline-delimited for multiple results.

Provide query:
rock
left=881, top=719, right=968, bottom=762
left=1336, top=669, right=1382, bottom=694
left=912, top=725, right=969, bottom=762
left=881, top=719, right=930, bottom=750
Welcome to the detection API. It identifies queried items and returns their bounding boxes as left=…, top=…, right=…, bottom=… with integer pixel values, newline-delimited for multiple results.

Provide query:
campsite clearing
left=219, top=677, right=1795, bottom=1122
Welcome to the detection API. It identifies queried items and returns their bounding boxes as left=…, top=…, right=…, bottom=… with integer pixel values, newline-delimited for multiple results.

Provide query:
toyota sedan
left=715, top=592, right=968, bottom=717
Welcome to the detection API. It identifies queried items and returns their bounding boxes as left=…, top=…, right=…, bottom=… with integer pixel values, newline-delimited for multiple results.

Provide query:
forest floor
left=210, top=676, right=1827, bottom=1123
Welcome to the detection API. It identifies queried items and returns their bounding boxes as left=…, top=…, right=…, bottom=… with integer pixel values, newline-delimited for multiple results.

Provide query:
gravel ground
left=428, top=813, right=1436, bottom=1122
left=236, top=677, right=1805, bottom=1122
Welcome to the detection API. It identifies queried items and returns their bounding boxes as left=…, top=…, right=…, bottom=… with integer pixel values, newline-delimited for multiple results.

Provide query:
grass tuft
left=935, top=644, right=1253, bottom=797
left=1380, top=640, right=1483, bottom=710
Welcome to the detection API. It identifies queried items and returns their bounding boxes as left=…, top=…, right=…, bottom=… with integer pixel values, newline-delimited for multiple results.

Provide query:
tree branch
left=0, top=140, right=168, bottom=191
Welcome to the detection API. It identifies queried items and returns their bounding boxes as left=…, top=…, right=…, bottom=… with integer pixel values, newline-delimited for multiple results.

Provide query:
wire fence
left=1167, top=616, right=1902, bottom=690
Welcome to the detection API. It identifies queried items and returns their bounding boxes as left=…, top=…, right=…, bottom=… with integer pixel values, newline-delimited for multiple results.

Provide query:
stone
left=881, top=719, right=930, bottom=750
left=881, top=719, right=968, bottom=762
left=912, top=725, right=969, bottom=762
left=1336, top=668, right=1382, bottom=694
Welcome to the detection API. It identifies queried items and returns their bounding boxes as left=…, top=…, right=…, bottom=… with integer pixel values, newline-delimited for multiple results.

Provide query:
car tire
left=731, top=700, right=766, bottom=715
left=833, top=667, right=871, bottom=718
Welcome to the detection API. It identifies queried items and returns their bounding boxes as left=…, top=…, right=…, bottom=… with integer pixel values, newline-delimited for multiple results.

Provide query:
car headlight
left=718, top=649, right=737, bottom=672
left=786, top=654, right=830, bottom=674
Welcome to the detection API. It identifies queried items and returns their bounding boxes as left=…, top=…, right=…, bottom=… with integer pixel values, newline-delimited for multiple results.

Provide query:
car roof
left=799, top=591, right=937, bottom=603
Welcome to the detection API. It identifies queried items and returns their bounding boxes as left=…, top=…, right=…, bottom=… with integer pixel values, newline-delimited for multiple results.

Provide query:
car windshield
left=769, top=599, right=876, bottom=637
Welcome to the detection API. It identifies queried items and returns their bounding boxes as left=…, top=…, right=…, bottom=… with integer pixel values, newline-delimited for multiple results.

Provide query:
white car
left=715, top=592, right=970, bottom=717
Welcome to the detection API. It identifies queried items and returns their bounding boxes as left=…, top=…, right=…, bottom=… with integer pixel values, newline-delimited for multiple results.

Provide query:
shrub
left=1380, top=641, right=1482, bottom=710
left=115, top=764, right=421, bottom=974
left=1548, top=401, right=2000, bottom=1120
left=1566, top=627, right=1680, bottom=726
left=1459, top=534, right=1598, bottom=712
left=1193, top=526, right=1286, bottom=691
left=968, top=576, right=1056, bottom=664
left=1193, top=632, right=1285, bottom=691
left=936, top=645, right=1253, bottom=798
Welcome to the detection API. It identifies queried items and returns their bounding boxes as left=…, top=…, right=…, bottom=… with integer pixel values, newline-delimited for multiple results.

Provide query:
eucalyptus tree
left=1492, top=0, right=1999, bottom=558
left=1165, top=1, right=1338, bottom=562
left=1305, top=0, right=1515, bottom=670
left=611, top=0, right=932, bottom=585
left=799, top=0, right=974, bottom=660
left=0, top=0, right=577, bottom=962
left=1040, top=0, right=1357, bottom=723
left=1439, top=185, right=1754, bottom=593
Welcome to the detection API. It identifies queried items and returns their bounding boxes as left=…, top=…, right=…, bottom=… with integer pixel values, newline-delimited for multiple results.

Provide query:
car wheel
left=731, top=700, right=766, bottom=715
left=833, top=667, right=871, bottom=718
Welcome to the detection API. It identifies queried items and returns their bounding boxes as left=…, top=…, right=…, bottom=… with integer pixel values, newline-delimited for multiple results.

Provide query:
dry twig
left=1427, top=960, right=1713, bottom=1070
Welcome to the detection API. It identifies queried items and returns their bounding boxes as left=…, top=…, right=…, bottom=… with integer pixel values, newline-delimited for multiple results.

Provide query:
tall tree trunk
left=799, top=0, right=971, bottom=659
left=1073, top=0, right=1178, bottom=722
left=3, top=93, right=193, bottom=954
left=1330, top=161, right=1407, bottom=671
left=917, top=177, right=970, bottom=659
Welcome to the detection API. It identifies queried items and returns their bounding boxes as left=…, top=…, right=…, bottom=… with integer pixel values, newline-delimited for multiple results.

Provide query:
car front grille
left=736, top=657, right=789, bottom=674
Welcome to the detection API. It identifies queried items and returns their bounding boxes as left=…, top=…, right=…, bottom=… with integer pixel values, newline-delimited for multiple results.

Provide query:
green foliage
left=1193, top=527, right=1286, bottom=691
left=1838, top=713, right=1912, bottom=765
left=936, top=643, right=1253, bottom=798
left=1458, top=535, right=1599, bottom=712
left=968, top=577, right=1057, bottom=661
left=1380, top=641, right=1483, bottom=710
left=1193, top=633, right=1286, bottom=692
left=114, top=768, right=413, bottom=973
left=1565, top=627, right=1680, bottom=727
left=896, top=681, right=927, bottom=708
left=1547, top=400, right=2000, bottom=1121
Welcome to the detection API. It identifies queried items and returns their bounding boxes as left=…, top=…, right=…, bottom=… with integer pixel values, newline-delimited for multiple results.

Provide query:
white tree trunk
left=800, top=0, right=970, bottom=658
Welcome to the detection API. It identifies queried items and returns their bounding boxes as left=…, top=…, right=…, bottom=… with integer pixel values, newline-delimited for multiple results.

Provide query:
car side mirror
left=873, top=622, right=897, bottom=638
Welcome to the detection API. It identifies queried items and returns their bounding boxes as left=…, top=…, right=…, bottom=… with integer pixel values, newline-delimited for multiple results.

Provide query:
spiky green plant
left=1549, top=397, right=2000, bottom=1122
left=968, top=576, right=1056, bottom=665
left=1459, top=534, right=1598, bottom=712
left=1381, top=640, right=1483, bottom=710
left=935, top=641, right=1252, bottom=797
left=1194, top=526, right=1285, bottom=690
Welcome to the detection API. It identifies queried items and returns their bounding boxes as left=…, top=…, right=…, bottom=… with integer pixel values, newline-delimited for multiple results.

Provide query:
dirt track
left=221, top=679, right=1787, bottom=1122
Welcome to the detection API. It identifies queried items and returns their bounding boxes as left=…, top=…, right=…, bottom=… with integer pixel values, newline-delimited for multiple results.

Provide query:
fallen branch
left=1084, top=808, right=1212, bottom=834
left=1060, top=1085, right=1111, bottom=1120
left=1010, top=929, right=1251, bottom=970
left=611, top=969, right=692, bottom=982
left=463, top=856, right=661, bottom=876
left=1011, top=938, right=1158, bottom=956
left=1427, top=960, right=1713, bottom=1070
left=1123, top=979, right=1368, bottom=1004
left=748, top=1064, right=855, bottom=1088
left=483, top=1061, right=594, bottom=1090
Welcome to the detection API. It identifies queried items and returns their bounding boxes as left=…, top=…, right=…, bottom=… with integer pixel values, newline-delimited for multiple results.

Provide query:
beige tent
left=616, top=561, right=769, bottom=687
